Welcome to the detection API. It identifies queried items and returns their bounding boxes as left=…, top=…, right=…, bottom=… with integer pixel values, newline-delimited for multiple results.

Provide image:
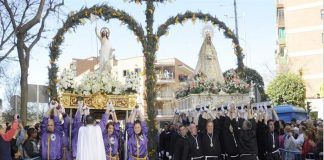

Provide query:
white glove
left=77, top=101, right=83, bottom=109
left=83, top=105, right=90, bottom=116
left=50, top=100, right=58, bottom=109
left=59, top=105, right=65, bottom=114
left=175, top=109, right=179, bottom=115
left=106, top=101, right=115, bottom=112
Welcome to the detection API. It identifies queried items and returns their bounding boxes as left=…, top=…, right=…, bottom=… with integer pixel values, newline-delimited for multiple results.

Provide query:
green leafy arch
left=48, top=5, right=146, bottom=100
left=156, top=11, right=244, bottom=70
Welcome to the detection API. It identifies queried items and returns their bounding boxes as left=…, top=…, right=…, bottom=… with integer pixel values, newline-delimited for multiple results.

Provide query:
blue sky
left=1, top=0, right=277, bottom=102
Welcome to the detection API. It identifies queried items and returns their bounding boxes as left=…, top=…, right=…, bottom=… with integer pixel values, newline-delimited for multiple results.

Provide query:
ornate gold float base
left=60, top=92, right=137, bottom=110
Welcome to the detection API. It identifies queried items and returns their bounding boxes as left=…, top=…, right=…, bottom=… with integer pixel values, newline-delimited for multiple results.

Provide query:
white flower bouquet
left=58, top=69, right=76, bottom=93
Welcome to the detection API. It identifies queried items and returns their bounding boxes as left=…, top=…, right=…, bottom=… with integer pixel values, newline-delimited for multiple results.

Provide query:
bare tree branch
left=28, top=0, right=64, bottom=51
left=18, top=0, right=30, bottom=27
left=19, top=0, right=45, bottom=32
left=1, top=0, right=18, bottom=29
left=5, top=73, right=20, bottom=104
left=0, top=12, right=14, bottom=44
left=0, top=45, right=15, bottom=62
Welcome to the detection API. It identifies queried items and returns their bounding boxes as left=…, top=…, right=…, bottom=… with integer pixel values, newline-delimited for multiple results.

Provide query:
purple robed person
left=100, top=101, right=121, bottom=160
left=41, top=114, right=63, bottom=160
left=72, top=101, right=87, bottom=159
left=101, top=112, right=120, bottom=160
left=61, top=115, right=71, bottom=160
left=126, top=108, right=148, bottom=160
left=103, top=123, right=120, bottom=160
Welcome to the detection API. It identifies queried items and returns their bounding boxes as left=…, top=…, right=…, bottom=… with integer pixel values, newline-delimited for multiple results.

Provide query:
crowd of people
left=0, top=101, right=323, bottom=160
left=158, top=104, right=323, bottom=160
left=0, top=100, right=148, bottom=160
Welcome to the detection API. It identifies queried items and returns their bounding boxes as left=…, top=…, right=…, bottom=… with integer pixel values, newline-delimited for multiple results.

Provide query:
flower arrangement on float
left=175, top=70, right=249, bottom=99
left=222, top=69, right=250, bottom=94
left=58, top=69, right=140, bottom=96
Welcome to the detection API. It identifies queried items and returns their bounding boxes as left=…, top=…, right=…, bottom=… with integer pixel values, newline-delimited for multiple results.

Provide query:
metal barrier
left=279, top=149, right=319, bottom=160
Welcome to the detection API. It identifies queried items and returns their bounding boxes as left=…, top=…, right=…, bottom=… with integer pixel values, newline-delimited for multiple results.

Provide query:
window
left=123, top=70, right=127, bottom=77
left=70, top=63, right=76, bottom=70
left=279, top=46, right=285, bottom=57
left=278, top=27, right=285, bottom=44
left=298, top=68, right=303, bottom=77
left=277, top=8, right=284, bottom=21
left=134, top=68, right=141, bottom=73
left=277, top=8, right=284, bottom=25
left=179, top=74, right=189, bottom=82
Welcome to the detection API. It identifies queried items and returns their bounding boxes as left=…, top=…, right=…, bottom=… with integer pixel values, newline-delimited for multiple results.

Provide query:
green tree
left=267, top=73, right=306, bottom=107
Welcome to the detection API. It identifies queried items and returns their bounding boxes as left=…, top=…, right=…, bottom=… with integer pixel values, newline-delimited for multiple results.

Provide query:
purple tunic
left=72, top=110, right=83, bottom=158
left=41, top=116, right=63, bottom=160
left=126, top=121, right=148, bottom=160
left=98, top=113, right=108, bottom=133
left=103, top=122, right=120, bottom=160
left=62, top=116, right=71, bottom=160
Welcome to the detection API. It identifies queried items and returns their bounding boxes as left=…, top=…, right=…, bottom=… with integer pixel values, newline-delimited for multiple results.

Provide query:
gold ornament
left=165, top=30, right=169, bottom=36
left=175, top=17, right=179, bottom=24
left=92, top=93, right=107, bottom=109
left=227, top=30, right=233, bottom=36
left=79, top=18, right=86, bottom=25
left=192, top=14, right=196, bottom=24
left=204, top=16, right=209, bottom=23
left=182, top=17, right=188, bottom=23
left=98, top=8, right=103, bottom=16
left=148, top=9, right=154, bottom=14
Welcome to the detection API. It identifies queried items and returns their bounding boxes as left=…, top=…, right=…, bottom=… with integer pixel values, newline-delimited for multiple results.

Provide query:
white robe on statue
left=76, top=125, right=106, bottom=160
left=96, top=28, right=113, bottom=73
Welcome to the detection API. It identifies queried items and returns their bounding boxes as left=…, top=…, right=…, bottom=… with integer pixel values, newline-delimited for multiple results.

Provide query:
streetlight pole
left=234, top=0, right=239, bottom=43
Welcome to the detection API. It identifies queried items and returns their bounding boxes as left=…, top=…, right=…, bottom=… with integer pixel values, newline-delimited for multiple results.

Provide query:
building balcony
left=276, top=0, right=284, bottom=7
left=278, top=38, right=286, bottom=45
left=156, top=73, right=175, bottom=84
left=156, top=103, right=175, bottom=120
left=277, top=19, right=285, bottom=27
left=156, top=92, right=174, bottom=101
left=156, top=95, right=174, bottom=101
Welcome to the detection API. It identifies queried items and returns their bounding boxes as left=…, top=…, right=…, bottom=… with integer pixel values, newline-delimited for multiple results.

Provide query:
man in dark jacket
left=184, top=123, right=203, bottom=160
left=23, top=128, right=41, bottom=159
left=232, top=110, right=258, bottom=160
left=159, top=123, right=170, bottom=160
left=174, top=125, right=188, bottom=160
